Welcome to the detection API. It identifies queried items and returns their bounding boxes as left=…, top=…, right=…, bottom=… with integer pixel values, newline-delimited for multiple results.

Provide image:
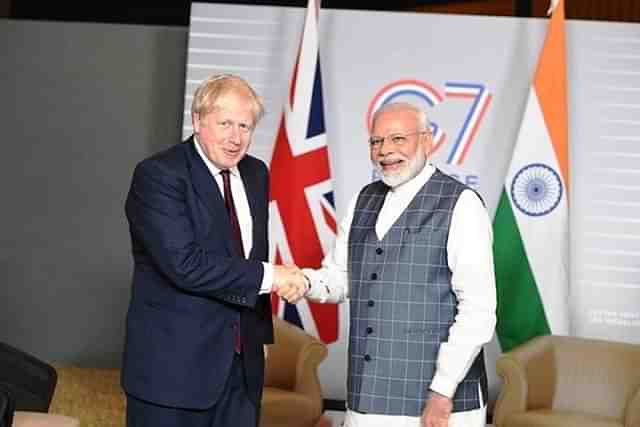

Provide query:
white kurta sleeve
left=302, top=194, right=359, bottom=304
left=429, top=189, right=497, bottom=398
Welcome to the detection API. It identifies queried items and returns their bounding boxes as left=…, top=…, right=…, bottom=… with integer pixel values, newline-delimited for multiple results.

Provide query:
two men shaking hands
left=272, top=265, right=309, bottom=304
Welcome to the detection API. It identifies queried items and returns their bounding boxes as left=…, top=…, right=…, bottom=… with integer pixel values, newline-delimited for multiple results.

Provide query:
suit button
left=366, top=327, right=373, bottom=334
left=368, top=300, right=375, bottom=307
left=370, top=273, right=378, bottom=280
left=376, top=248, right=383, bottom=255
left=364, top=354, right=371, bottom=362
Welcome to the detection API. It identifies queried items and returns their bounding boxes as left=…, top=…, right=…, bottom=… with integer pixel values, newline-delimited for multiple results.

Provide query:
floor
left=321, top=411, right=495, bottom=426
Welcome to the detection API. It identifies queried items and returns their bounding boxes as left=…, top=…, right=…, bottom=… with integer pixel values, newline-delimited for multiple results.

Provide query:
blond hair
left=191, top=74, right=264, bottom=124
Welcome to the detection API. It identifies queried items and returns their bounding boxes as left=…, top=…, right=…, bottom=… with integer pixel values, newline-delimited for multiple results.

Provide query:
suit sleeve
left=125, top=159, right=263, bottom=307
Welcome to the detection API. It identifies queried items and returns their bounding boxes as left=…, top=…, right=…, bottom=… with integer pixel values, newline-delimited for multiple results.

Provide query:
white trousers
left=343, top=405, right=486, bottom=427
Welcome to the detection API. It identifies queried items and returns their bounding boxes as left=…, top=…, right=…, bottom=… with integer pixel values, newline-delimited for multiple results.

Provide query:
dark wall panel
left=0, top=20, right=187, bottom=367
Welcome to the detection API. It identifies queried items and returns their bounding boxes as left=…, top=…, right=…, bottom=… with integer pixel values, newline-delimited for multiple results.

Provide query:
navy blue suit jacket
left=121, top=137, right=273, bottom=410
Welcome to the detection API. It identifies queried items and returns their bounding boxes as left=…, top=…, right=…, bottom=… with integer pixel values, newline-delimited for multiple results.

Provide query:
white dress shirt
left=304, top=163, right=496, bottom=426
left=194, top=138, right=274, bottom=293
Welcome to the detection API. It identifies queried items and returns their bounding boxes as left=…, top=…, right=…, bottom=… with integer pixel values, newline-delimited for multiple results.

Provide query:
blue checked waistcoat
left=346, top=169, right=488, bottom=416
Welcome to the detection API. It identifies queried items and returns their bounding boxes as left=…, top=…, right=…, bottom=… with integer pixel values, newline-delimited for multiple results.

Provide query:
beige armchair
left=494, top=335, right=640, bottom=427
left=261, top=316, right=329, bottom=427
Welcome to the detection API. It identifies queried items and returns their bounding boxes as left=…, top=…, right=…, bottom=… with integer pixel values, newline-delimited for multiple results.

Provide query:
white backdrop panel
left=184, top=4, right=640, bottom=402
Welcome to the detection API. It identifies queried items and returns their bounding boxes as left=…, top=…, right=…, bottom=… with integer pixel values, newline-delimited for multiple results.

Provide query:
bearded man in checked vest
left=301, top=101, right=497, bottom=427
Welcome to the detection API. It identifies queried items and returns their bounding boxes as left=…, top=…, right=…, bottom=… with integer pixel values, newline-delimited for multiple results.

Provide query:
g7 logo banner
left=366, top=79, right=492, bottom=166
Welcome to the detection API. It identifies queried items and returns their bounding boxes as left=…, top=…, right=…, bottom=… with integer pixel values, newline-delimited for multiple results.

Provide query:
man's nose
left=229, top=126, right=241, bottom=144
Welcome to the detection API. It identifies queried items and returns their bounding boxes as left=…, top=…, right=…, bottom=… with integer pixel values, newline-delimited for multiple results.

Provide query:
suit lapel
left=238, top=158, right=259, bottom=259
left=185, top=138, right=235, bottom=255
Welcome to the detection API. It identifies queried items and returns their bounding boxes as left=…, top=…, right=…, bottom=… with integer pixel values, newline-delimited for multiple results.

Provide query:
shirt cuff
left=301, top=268, right=325, bottom=301
left=429, top=372, right=458, bottom=399
left=259, top=262, right=274, bottom=294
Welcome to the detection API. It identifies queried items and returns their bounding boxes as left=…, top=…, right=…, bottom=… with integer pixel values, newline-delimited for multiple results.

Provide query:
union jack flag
left=269, top=0, right=339, bottom=344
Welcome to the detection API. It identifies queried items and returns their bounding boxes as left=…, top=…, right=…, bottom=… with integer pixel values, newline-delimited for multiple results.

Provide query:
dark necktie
left=220, top=169, right=244, bottom=354
left=220, top=169, right=245, bottom=258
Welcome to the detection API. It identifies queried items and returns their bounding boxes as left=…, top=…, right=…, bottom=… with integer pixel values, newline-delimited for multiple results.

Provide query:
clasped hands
left=273, top=265, right=308, bottom=304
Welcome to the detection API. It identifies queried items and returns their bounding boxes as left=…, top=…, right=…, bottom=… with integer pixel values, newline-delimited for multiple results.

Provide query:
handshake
left=273, top=265, right=309, bottom=304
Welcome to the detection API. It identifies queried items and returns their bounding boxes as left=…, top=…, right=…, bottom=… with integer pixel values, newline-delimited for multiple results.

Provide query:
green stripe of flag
left=493, top=191, right=550, bottom=352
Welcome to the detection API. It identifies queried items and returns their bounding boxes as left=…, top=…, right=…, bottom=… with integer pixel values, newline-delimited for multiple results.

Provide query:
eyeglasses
left=368, top=131, right=426, bottom=148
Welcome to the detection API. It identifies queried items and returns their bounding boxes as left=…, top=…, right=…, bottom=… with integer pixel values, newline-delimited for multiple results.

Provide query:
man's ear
left=192, top=113, right=201, bottom=134
left=423, top=132, right=434, bottom=155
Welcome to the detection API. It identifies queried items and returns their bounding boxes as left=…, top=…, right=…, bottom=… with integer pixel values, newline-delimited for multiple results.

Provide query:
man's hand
left=421, top=391, right=453, bottom=427
left=273, top=264, right=308, bottom=303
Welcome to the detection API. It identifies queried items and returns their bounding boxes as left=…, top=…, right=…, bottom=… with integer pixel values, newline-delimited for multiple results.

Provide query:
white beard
left=374, top=148, right=427, bottom=188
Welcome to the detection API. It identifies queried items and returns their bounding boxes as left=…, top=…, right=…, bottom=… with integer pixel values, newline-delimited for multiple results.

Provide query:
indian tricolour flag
left=493, top=0, right=569, bottom=352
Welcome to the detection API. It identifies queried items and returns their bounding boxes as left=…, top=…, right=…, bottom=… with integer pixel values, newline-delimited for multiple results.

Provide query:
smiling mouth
left=380, top=159, right=404, bottom=171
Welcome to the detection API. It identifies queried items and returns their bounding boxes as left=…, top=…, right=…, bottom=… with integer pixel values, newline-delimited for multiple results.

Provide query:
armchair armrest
left=494, top=335, right=555, bottom=427
left=293, top=340, right=327, bottom=400
left=14, top=411, right=80, bottom=427
left=494, top=354, right=528, bottom=427
left=626, top=385, right=640, bottom=427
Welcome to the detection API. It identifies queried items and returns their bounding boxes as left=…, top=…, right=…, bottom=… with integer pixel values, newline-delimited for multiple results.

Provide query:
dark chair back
left=0, top=342, right=57, bottom=412
left=0, top=382, right=15, bottom=427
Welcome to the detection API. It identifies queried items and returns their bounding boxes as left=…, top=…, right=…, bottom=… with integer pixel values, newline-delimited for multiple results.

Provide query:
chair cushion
left=261, top=387, right=317, bottom=427
left=504, top=409, right=622, bottom=427
left=13, top=411, right=79, bottom=427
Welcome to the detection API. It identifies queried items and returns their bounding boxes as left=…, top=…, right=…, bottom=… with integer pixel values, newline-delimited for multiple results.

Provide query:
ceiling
left=5, top=0, right=640, bottom=26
